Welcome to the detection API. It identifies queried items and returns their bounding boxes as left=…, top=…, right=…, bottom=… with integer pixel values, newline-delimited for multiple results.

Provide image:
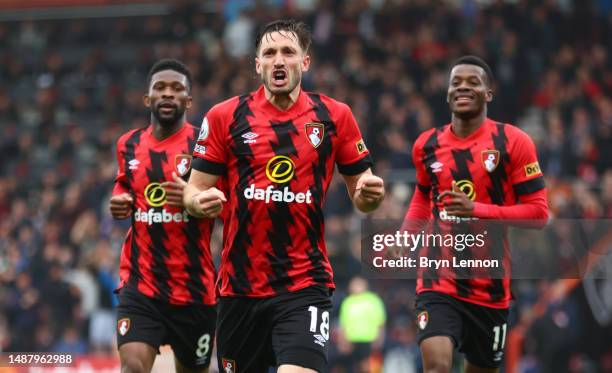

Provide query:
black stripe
left=487, top=123, right=509, bottom=205
left=122, top=130, right=143, bottom=289
left=266, top=119, right=299, bottom=293
left=122, top=129, right=144, bottom=193
left=146, top=149, right=171, bottom=302
left=486, top=123, right=510, bottom=302
left=420, top=129, right=442, bottom=289
left=513, top=176, right=545, bottom=196
left=485, top=223, right=506, bottom=303
left=304, top=93, right=336, bottom=285
left=183, top=217, right=209, bottom=303
left=337, top=155, right=373, bottom=175
left=450, top=148, right=475, bottom=298
left=417, top=184, right=431, bottom=194
left=184, top=130, right=209, bottom=303
left=227, top=94, right=255, bottom=295
left=192, top=157, right=227, bottom=175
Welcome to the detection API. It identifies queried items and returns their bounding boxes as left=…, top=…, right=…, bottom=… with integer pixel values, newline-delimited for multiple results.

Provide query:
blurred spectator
left=339, top=276, right=386, bottom=372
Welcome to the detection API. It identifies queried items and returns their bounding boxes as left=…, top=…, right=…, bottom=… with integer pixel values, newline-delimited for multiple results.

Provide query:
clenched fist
left=109, top=193, right=134, bottom=219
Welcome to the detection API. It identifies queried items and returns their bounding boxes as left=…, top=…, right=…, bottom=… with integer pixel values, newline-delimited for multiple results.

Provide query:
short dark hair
left=146, top=58, right=192, bottom=92
left=255, top=19, right=312, bottom=54
left=450, top=55, right=494, bottom=87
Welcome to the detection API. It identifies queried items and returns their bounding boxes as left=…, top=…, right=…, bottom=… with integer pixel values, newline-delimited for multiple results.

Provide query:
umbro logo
left=313, top=334, right=326, bottom=347
left=242, top=132, right=258, bottom=144
left=128, top=159, right=140, bottom=170
left=430, top=161, right=443, bottom=173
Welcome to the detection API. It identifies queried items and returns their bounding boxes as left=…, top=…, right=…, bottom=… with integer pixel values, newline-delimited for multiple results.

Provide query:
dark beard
left=152, top=106, right=184, bottom=127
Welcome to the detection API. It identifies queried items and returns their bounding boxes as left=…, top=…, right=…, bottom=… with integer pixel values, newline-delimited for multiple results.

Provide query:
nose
left=161, top=86, right=174, bottom=98
left=272, top=52, right=285, bottom=68
left=455, top=83, right=471, bottom=93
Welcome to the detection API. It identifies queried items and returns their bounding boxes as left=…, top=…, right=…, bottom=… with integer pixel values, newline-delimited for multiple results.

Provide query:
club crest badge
left=482, top=150, right=500, bottom=172
left=417, top=311, right=428, bottom=330
left=175, top=154, right=192, bottom=176
left=222, top=358, right=236, bottom=373
left=118, top=318, right=130, bottom=336
left=305, top=123, right=324, bottom=148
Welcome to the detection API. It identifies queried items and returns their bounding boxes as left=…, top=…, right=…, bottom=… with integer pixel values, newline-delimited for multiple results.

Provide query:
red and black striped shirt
left=113, top=123, right=216, bottom=305
left=410, top=118, right=546, bottom=308
left=192, top=86, right=372, bottom=297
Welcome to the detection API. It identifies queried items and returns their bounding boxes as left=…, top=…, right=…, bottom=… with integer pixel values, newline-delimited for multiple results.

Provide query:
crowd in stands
left=0, top=0, right=610, bottom=371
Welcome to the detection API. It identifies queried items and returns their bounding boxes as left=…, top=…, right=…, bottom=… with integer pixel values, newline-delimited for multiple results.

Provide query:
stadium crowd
left=0, top=0, right=611, bottom=371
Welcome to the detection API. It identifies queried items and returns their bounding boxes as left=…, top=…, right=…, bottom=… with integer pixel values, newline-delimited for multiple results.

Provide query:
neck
left=451, top=110, right=486, bottom=138
left=264, top=85, right=301, bottom=111
left=151, top=116, right=184, bottom=140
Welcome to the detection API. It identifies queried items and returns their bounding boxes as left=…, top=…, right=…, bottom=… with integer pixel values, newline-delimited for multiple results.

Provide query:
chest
left=127, top=143, right=193, bottom=188
left=425, top=138, right=510, bottom=195
left=227, top=115, right=338, bottom=172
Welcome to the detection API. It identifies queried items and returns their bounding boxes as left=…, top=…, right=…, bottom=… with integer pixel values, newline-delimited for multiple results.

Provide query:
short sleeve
left=192, top=106, right=229, bottom=175
left=335, top=103, right=373, bottom=175
left=509, top=130, right=545, bottom=196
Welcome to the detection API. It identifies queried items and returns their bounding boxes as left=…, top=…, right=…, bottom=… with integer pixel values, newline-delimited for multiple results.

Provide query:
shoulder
left=206, top=95, right=243, bottom=121
left=495, top=121, right=536, bottom=146
left=414, top=126, right=444, bottom=151
left=184, top=122, right=200, bottom=137
left=116, top=127, right=146, bottom=147
left=306, top=91, right=352, bottom=117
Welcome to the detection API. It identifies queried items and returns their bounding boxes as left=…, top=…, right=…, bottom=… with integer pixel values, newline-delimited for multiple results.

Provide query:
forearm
left=402, top=186, right=431, bottom=232
left=472, top=190, right=549, bottom=227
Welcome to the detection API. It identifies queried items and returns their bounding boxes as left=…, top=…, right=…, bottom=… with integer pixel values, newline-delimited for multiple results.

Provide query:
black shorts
left=217, top=286, right=333, bottom=373
left=116, top=287, right=216, bottom=369
left=415, top=291, right=509, bottom=369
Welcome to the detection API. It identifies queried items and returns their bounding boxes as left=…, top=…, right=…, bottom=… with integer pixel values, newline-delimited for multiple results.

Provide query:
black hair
left=255, top=19, right=312, bottom=54
left=450, top=55, right=494, bottom=87
left=146, top=58, right=192, bottom=92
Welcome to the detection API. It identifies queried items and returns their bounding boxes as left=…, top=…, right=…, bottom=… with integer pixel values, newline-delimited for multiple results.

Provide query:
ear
left=302, top=54, right=311, bottom=73
left=255, top=57, right=262, bottom=75
left=143, top=94, right=151, bottom=107
left=185, top=95, right=193, bottom=109
left=486, top=88, right=493, bottom=103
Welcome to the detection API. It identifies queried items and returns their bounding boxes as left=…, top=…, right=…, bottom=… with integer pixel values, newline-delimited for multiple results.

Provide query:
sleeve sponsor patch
left=194, top=144, right=206, bottom=155
left=198, top=117, right=209, bottom=141
left=524, top=161, right=541, bottom=177
left=356, top=139, right=367, bottom=154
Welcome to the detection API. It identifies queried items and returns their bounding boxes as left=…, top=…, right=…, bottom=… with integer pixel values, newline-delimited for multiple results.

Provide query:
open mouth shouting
left=272, top=69, right=288, bottom=87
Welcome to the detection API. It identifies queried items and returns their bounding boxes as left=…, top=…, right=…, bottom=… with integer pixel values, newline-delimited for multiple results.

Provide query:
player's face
left=447, top=64, right=492, bottom=119
left=144, top=70, right=192, bottom=127
left=255, top=30, right=310, bottom=97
